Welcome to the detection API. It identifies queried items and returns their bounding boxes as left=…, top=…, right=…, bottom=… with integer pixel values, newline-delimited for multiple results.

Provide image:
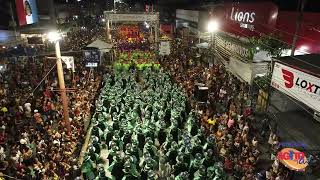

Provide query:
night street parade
left=0, top=0, right=320, bottom=179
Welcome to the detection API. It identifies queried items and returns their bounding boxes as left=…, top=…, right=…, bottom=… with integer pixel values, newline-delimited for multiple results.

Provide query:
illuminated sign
left=271, top=62, right=320, bottom=112
left=230, top=7, right=255, bottom=30
left=84, top=50, right=100, bottom=68
left=16, top=0, right=38, bottom=26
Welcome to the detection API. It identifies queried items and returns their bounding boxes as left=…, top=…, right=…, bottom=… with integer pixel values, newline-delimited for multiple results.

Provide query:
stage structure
left=104, top=12, right=160, bottom=43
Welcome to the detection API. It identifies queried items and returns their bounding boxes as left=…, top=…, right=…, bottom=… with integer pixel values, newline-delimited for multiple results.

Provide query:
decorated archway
left=104, top=12, right=160, bottom=43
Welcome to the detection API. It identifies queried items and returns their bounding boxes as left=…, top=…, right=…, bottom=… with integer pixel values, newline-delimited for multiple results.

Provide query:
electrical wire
left=0, top=46, right=113, bottom=58
left=24, top=62, right=57, bottom=103
left=253, top=20, right=320, bottom=44
left=247, top=25, right=312, bottom=55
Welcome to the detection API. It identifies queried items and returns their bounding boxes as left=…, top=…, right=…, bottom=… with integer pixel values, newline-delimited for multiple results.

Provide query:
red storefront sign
left=276, top=11, right=320, bottom=54
left=221, top=2, right=278, bottom=37
left=217, top=2, right=320, bottom=54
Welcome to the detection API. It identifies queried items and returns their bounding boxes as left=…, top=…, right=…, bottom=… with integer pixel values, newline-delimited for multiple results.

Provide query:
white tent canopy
left=196, top=42, right=209, bottom=49
left=86, top=39, right=113, bottom=52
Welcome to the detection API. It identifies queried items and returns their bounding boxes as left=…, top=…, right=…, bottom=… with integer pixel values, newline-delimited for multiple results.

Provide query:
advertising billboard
left=218, top=2, right=278, bottom=37
left=159, top=41, right=170, bottom=55
left=16, top=0, right=38, bottom=26
left=83, top=50, right=100, bottom=68
left=271, top=62, right=320, bottom=112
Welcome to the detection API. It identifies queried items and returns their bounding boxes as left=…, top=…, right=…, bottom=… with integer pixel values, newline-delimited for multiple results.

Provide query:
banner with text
left=159, top=41, right=170, bottom=55
left=84, top=50, right=100, bottom=68
left=271, top=62, right=320, bottom=112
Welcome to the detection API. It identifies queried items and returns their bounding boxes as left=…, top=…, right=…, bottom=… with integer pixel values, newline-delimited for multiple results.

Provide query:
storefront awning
left=86, top=39, right=113, bottom=53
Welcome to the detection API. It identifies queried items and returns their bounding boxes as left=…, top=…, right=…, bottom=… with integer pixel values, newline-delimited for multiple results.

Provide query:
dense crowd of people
left=0, top=52, right=102, bottom=179
left=160, top=41, right=295, bottom=179
left=63, top=27, right=106, bottom=51
left=82, top=69, right=227, bottom=179
left=1, top=22, right=318, bottom=179
left=0, top=23, right=111, bottom=179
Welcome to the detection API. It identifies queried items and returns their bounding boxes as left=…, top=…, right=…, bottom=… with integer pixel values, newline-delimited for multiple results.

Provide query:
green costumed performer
left=166, top=141, right=178, bottom=166
left=143, top=139, right=157, bottom=159
left=203, top=134, right=216, bottom=152
left=189, top=153, right=204, bottom=178
left=122, top=159, right=139, bottom=180
left=203, top=149, right=217, bottom=168
left=193, top=165, right=206, bottom=180
left=173, top=154, right=188, bottom=176
left=107, top=141, right=118, bottom=165
left=122, top=131, right=132, bottom=150
left=191, top=137, right=203, bottom=157
left=156, top=120, right=167, bottom=146
left=95, top=164, right=107, bottom=180
left=112, top=131, right=124, bottom=151
left=103, top=125, right=114, bottom=144
left=175, top=172, right=190, bottom=180
left=108, top=151, right=124, bottom=180
left=82, top=155, right=96, bottom=180
left=140, top=156, right=157, bottom=180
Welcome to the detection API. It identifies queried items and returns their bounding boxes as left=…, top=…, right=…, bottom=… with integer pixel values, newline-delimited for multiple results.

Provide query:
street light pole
left=208, top=20, right=219, bottom=66
left=49, top=32, right=71, bottom=134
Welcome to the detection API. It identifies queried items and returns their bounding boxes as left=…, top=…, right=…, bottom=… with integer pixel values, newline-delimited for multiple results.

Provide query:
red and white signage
left=221, top=2, right=278, bottom=37
left=271, top=62, right=320, bottom=112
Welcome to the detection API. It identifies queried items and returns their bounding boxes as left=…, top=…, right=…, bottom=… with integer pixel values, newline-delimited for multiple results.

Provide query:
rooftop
left=275, top=54, right=320, bottom=78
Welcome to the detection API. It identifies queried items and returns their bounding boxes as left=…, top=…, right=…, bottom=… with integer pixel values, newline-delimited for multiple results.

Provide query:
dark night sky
left=0, top=0, right=319, bottom=29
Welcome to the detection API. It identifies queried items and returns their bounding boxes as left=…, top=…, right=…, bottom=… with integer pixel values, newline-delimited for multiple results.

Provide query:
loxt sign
left=271, top=62, right=320, bottom=112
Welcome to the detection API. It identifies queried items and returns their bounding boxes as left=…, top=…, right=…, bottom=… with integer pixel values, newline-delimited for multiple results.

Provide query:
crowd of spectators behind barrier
left=1, top=26, right=318, bottom=179
left=160, top=41, right=294, bottom=179
left=0, top=28, right=105, bottom=179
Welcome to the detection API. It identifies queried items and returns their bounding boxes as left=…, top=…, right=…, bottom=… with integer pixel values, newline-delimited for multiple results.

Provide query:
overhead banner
left=215, top=34, right=252, bottom=62
left=159, top=41, right=170, bottom=55
left=84, top=50, right=100, bottom=68
left=105, top=13, right=158, bottom=22
left=271, top=62, right=320, bottom=112
left=16, top=0, right=38, bottom=26
left=61, top=56, right=75, bottom=72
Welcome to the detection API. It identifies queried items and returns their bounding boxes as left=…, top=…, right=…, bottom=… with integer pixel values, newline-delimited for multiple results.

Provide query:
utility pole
left=54, top=40, right=71, bottom=134
left=291, top=0, right=306, bottom=56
